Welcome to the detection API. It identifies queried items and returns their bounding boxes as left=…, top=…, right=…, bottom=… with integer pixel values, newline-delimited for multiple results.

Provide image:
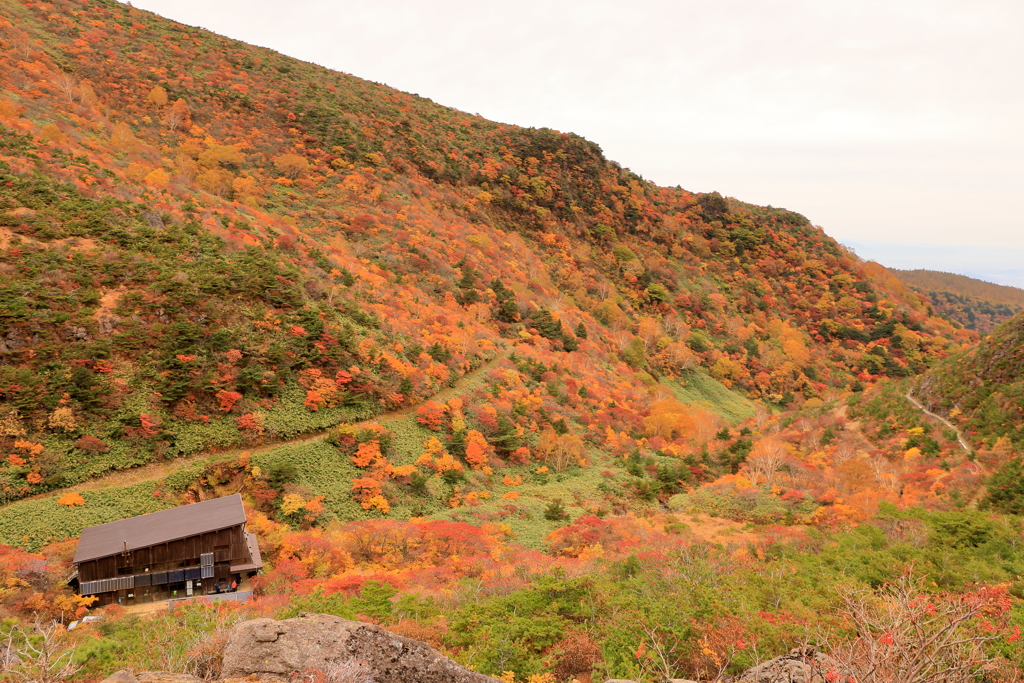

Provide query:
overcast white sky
left=122, top=0, right=1024, bottom=284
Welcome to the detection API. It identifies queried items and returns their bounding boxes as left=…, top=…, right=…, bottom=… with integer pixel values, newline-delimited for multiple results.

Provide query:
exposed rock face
left=219, top=613, right=498, bottom=682
left=735, top=646, right=838, bottom=683
left=142, top=211, right=165, bottom=229
left=98, top=314, right=120, bottom=335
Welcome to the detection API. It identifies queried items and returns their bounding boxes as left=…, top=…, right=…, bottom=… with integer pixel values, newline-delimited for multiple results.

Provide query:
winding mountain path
left=31, top=357, right=505, bottom=500
left=905, top=391, right=971, bottom=452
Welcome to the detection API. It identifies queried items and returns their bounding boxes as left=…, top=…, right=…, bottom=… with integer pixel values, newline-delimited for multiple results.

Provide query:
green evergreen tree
left=490, top=278, right=520, bottom=323
left=530, top=308, right=563, bottom=340
left=544, top=498, right=569, bottom=521
left=352, top=580, right=397, bottom=621
left=491, top=414, right=522, bottom=454
left=457, top=266, right=480, bottom=305
left=982, top=457, right=1024, bottom=514
left=428, top=342, right=451, bottom=362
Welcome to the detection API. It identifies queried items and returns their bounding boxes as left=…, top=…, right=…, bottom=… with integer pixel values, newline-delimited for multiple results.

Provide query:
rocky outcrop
left=734, top=646, right=838, bottom=683
left=138, top=674, right=206, bottom=683
left=219, top=613, right=497, bottom=682
left=100, top=673, right=140, bottom=683
left=100, top=673, right=204, bottom=683
left=101, top=614, right=498, bottom=682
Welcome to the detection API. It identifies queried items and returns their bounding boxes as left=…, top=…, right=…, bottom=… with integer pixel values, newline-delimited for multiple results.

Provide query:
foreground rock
left=101, top=674, right=204, bottom=683
left=735, top=646, right=838, bottom=683
left=219, top=613, right=498, bottom=682
left=138, top=674, right=205, bottom=683
left=100, top=673, right=142, bottom=683
left=100, top=629, right=845, bottom=683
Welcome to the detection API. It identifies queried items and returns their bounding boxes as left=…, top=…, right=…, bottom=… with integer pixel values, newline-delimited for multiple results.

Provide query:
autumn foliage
left=0, top=2, right=1021, bottom=680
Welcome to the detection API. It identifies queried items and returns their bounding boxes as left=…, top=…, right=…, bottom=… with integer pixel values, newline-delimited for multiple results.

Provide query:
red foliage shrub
left=216, top=390, right=243, bottom=413
left=74, top=435, right=109, bottom=454
left=416, top=402, right=445, bottom=431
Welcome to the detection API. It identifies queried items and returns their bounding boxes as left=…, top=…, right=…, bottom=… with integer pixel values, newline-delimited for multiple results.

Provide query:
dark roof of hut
left=73, top=494, right=247, bottom=563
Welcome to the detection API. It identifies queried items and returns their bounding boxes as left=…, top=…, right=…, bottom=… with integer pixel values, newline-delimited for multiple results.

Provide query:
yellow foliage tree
left=110, top=122, right=139, bottom=152
left=643, top=400, right=696, bottom=440
left=197, top=168, right=234, bottom=196
left=164, top=98, right=191, bottom=130
left=415, top=437, right=463, bottom=474
left=79, top=82, right=98, bottom=105
left=0, top=408, right=27, bottom=438
left=198, top=144, right=245, bottom=169
left=147, top=85, right=168, bottom=106
left=232, top=175, right=262, bottom=203
left=534, top=426, right=586, bottom=471
left=710, top=357, right=743, bottom=385
left=274, top=153, right=309, bottom=179
left=47, top=406, right=77, bottom=432
left=38, top=123, right=66, bottom=145
left=144, top=167, right=169, bottom=187
left=280, top=493, right=306, bottom=516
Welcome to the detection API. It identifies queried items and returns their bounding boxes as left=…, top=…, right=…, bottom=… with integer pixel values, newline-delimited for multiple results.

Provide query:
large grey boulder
left=137, top=674, right=204, bottom=683
left=100, top=673, right=139, bottom=683
left=736, top=646, right=838, bottom=683
left=219, top=612, right=498, bottom=682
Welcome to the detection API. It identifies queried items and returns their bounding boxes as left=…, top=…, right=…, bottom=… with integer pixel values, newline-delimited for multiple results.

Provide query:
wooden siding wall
left=77, top=525, right=248, bottom=582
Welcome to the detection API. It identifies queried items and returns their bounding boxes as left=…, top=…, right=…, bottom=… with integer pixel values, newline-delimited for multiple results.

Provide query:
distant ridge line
left=893, top=269, right=1024, bottom=305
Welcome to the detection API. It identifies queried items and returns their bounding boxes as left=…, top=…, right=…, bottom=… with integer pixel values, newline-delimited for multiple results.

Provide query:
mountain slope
left=916, top=311, right=1024, bottom=451
left=894, top=269, right=1024, bottom=333
left=0, top=0, right=972, bottom=510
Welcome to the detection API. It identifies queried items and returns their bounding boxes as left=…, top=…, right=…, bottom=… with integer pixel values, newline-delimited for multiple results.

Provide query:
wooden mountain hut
left=72, top=494, right=262, bottom=607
